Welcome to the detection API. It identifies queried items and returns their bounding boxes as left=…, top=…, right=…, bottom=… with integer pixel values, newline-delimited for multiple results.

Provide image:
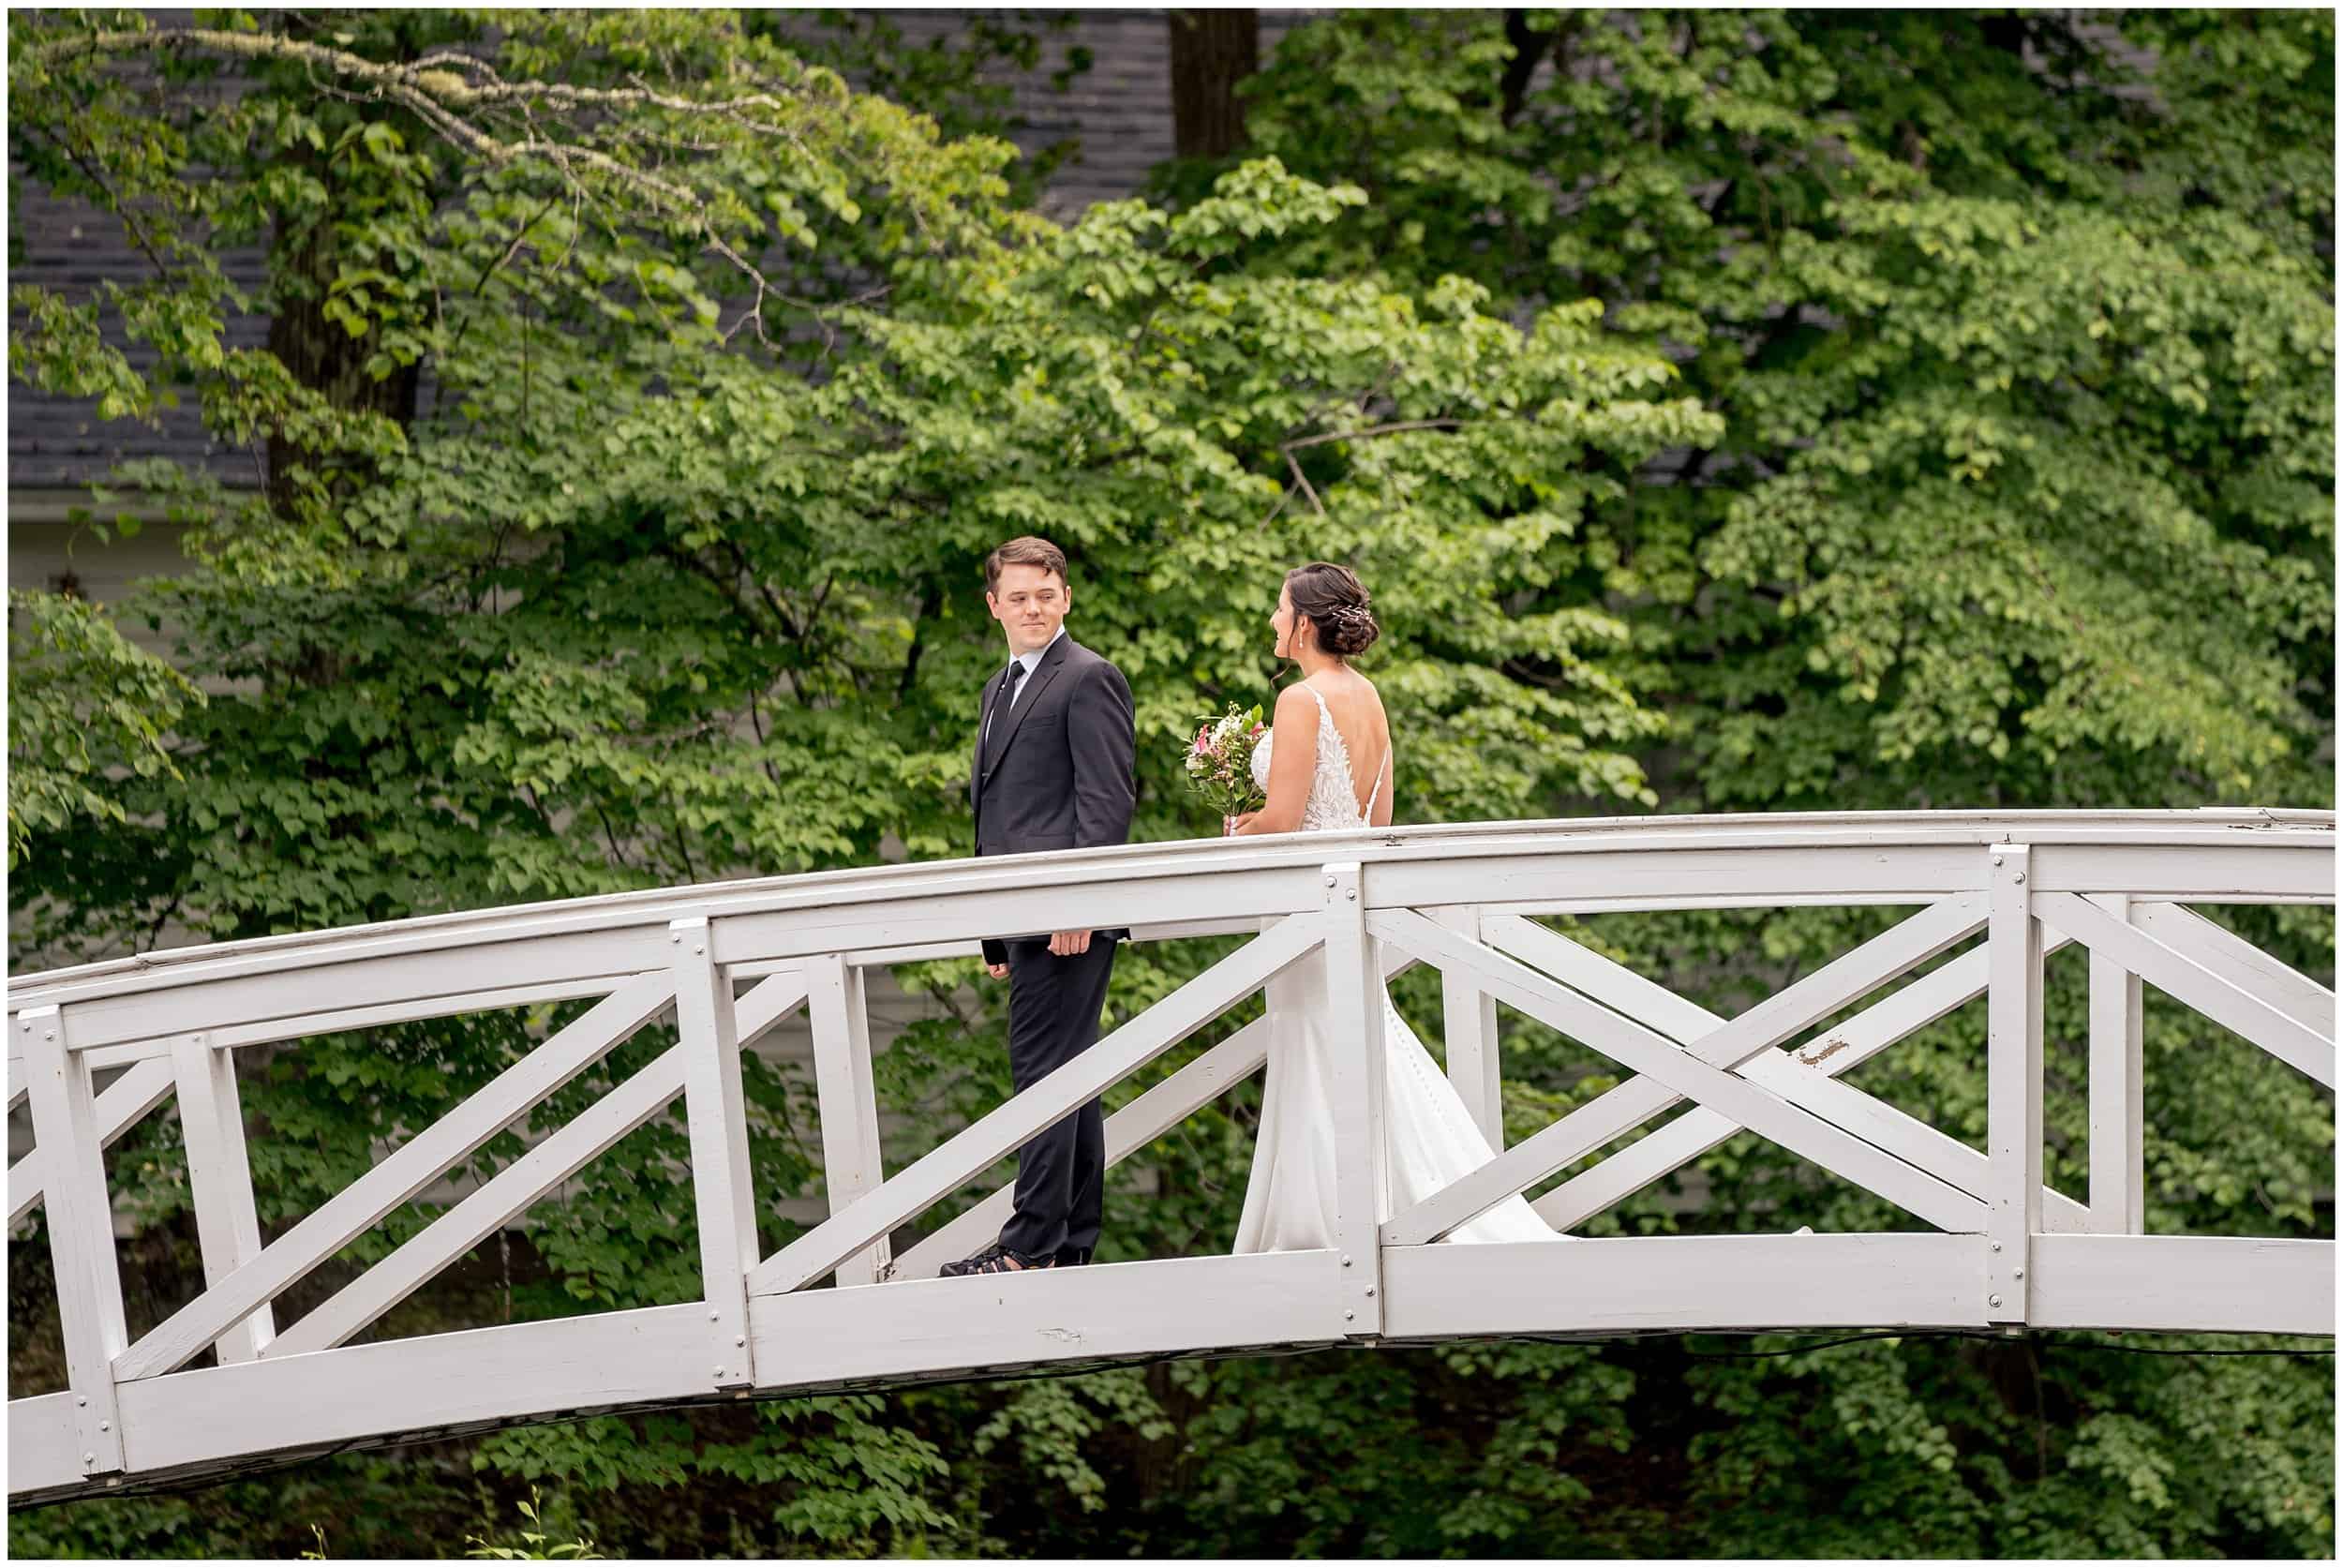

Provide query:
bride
left=1223, top=562, right=1558, bottom=1249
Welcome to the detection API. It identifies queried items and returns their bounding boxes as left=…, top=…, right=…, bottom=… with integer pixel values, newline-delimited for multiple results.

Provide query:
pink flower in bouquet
left=1177, top=701, right=1269, bottom=828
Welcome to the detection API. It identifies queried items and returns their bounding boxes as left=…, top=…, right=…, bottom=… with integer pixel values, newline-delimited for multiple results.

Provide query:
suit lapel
left=979, top=636, right=1071, bottom=790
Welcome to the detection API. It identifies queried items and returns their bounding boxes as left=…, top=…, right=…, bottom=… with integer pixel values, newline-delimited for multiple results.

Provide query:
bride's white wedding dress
left=1232, top=683, right=1558, bottom=1251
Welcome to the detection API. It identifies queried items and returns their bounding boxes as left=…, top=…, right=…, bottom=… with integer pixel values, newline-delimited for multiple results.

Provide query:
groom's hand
left=1047, top=929, right=1093, bottom=957
left=985, top=962, right=1009, bottom=979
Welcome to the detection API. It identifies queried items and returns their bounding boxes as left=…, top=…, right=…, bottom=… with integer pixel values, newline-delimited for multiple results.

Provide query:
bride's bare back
left=1251, top=670, right=1393, bottom=832
left=1306, top=670, right=1392, bottom=823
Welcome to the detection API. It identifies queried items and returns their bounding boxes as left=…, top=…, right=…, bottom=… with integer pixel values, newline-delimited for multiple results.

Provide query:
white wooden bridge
left=8, top=810, right=2335, bottom=1503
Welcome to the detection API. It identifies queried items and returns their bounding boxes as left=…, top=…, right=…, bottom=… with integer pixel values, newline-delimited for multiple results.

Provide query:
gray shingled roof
left=7, top=10, right=1312, bottom=492
left=7, top=184, right=272, bottom=489
left=891, top=9, right=1308, bottom=220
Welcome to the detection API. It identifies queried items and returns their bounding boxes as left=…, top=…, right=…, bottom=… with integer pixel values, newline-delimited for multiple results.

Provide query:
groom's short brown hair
left=985, top=535, right=1067, bottom=594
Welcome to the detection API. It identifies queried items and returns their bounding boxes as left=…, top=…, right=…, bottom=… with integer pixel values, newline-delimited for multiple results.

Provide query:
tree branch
left=1282, top=419, right=1467, bottom=451
left=1282, top=449, right=1325, bottom=516
left=28, top=26, right=834, bottom=298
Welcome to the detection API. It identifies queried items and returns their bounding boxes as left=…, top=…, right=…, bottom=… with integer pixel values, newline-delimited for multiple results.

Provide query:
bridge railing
left=7, top=810, right=2334, bottom=1502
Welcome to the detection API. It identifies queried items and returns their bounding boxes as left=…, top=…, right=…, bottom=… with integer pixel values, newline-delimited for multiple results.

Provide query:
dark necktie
left=986, top=660, right=1026, bottom=764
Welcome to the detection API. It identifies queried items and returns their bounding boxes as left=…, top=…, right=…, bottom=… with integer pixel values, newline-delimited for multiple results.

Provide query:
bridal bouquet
left=1183, top=702, right=1268, bottom=822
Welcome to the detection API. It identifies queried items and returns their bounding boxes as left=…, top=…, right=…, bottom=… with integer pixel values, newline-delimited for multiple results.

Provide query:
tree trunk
left=261, top=11, right=442, bottom=515
left=264, top=206, right=422, bottom=515
left=1168, top=9, right=1259, bottom=159
left=1500, top=10, right=1555, bottom=127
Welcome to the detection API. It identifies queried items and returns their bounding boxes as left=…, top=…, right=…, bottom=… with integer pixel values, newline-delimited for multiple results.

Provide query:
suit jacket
left=971, top=635, right=1137, bottom=963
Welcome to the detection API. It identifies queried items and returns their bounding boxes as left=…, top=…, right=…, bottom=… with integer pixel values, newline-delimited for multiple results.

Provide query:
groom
left=941, top=535, right=1137, bottom=1277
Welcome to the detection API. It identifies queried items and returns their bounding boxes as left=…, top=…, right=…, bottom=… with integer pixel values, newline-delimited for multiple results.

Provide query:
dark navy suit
left=970, top=634, right=1136, bottom=1260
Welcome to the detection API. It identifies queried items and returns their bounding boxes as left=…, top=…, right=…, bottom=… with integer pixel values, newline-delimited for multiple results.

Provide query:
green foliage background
left=7, top=7, right=2334, bottom=1558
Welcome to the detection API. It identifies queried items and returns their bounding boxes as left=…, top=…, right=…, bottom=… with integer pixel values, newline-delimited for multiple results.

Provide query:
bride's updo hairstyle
left=1285, top=561, right=1380, bottom=658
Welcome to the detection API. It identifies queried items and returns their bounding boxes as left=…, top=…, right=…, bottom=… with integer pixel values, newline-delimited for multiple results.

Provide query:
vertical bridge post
left=672, top=917, right=757, bottom=1388
left=1986, top=846, right=2042, bottom=1323
left=2086, top=892, right=2146, bottom=1234
left=1321, top=862, right=1388, bottom=1337
left=807, top=953, right=889, bottom=1287
left=1435, top=905, right=1503, bottom=1149
left=171, top=1032, right=275, bottom=1363
left=22, top=1006, right=128, bottom=1476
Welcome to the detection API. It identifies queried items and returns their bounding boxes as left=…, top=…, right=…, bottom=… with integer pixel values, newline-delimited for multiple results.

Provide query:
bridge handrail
left=7, top=809, right=2330, bottom=1013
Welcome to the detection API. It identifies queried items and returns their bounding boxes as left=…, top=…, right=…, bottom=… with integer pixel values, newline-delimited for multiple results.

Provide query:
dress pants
left=997, top=933, right=1118, bottom=1260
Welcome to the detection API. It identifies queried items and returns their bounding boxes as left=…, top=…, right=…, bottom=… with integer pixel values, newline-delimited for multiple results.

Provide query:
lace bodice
left=1251, top=683, right=1386, bottom=831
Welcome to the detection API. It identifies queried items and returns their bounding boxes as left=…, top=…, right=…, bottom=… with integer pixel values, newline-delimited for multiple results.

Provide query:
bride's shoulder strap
left=1363, top=690, right=1390, bottom=816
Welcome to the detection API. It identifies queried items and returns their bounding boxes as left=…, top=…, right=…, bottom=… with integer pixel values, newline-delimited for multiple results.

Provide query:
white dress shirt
left=987, top=626, right=1066, bottom=739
